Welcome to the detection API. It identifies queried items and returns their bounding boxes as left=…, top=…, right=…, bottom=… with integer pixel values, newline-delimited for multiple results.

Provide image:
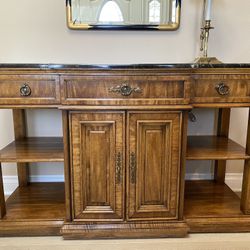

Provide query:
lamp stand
left=194, top=20, right=222, bottom=64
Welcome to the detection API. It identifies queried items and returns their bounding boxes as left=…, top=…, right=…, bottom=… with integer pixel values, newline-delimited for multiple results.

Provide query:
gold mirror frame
left=66, top=0, right=181, bottom=31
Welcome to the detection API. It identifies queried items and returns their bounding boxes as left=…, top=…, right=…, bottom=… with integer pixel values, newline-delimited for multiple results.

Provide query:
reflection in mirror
left=149, top=0, right=161, bottom=23
left=66, top=0, right=181, bottom=30
left=99, top=1, right=124, bottom=23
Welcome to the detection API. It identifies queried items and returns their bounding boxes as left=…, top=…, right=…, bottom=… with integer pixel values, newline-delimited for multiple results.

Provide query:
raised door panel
left=70, top=112, right=125, bottom=222
left=127, top=112, right=182, bottom=221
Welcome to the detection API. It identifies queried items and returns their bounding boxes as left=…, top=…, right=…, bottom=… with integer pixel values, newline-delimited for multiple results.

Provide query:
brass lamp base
left=194, top=57, right=222, bottom=65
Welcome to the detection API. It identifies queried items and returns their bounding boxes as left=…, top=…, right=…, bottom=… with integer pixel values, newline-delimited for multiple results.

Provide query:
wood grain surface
left=0, top=137, right=64, bottom=163
left=187, top=136, right=250, bottom=160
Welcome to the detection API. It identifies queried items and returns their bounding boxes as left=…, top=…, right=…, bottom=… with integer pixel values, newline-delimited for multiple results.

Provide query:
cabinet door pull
left=215, top=83, right=230, bottom=96
left=109, top=84, right=142, bottom=96
left=116, top=152, right=122, bottom=184
left=130, top=152, right=136, bottom=184
left=20, top=83, right=32, bottom=97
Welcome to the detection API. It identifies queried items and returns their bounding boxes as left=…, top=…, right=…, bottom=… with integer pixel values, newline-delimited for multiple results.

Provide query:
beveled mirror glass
left=66, top=0, right=181, bottom=30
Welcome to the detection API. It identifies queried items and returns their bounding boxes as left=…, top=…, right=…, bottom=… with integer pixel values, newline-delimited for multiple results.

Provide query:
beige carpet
left=0, top=234, right=250, bottom=250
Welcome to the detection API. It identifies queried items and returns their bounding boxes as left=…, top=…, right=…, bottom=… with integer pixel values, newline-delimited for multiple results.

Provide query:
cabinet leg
left=214, top=108, right=231, bottom=183
left=241, top=160, right=250, bottom=214
left=214, top=161, right=226, bottom=183
left=0, top=163, right=6, bottom=219
left=241, top=109, right=250, bottom=214
left=17, top=163, right=29, bottom=187
left=13, top=110, right=29, bottom=187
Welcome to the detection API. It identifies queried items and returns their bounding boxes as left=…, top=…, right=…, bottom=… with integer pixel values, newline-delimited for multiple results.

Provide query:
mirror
left=66, top=0, right=181, bottom=30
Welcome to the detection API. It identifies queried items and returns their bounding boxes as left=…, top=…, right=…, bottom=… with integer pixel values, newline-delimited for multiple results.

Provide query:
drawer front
left=193, top=75, right=250, bottom=103
left=0, top=75, right=60, bottom=105
left=61, top=75, right=190, bottom=105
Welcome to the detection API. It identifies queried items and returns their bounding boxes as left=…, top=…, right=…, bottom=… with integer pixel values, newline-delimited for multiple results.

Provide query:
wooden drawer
left=61, top=75, right=191, bottom=105
left=193, top=75, right=250, bottom=104
left=0, top=75, right=60, bottom=105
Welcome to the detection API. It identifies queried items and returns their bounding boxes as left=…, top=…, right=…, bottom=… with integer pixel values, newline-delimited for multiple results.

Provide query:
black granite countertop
left=0, top=63, right=249, bottom=70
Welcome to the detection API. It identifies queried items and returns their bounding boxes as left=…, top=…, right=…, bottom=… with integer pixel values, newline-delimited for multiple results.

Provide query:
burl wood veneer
left=0, top=64, right=249, bottom=239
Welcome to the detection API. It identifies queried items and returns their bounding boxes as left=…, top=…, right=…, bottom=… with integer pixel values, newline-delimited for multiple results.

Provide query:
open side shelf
left=184, top=180, right=250, bottom=233
left=0, top=137, right=64, bottom=163
left=184, top=180, right=243, bottom=218
left=0, top=136, right=65, bottom=236
left=0, top=182, right=65, bottom=236
left=3, top=182, right=65, bottom=220
left=186, top=136, right=250, bottom=160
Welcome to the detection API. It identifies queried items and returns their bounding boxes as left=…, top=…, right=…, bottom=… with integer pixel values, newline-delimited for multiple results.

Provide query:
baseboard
left=29, top=175, right=64, bottom=183
left=185, top=173, right=213, bottom=180
left=3, top=176, right=18, bottom=196
left=225, top=173, right=243, bottom=192
left=2, top=173, right=243, bottom=196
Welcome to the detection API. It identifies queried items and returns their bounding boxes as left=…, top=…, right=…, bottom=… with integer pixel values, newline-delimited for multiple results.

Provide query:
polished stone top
left=0, top=63, right=249, bottom=70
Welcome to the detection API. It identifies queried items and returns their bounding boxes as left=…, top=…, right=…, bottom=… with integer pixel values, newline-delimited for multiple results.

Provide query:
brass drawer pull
left=116, top=152, right=122, bottom=184
left=215, top=83, right=230, bottom=96
left=109, top=84, right=142, bottom=96
left=20, top=83, right=32, bottom=97
left=130, top=152, right=136, bottom=184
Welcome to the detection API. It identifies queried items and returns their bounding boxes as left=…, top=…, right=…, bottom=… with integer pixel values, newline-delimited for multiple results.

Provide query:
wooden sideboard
left=0, top=64, right=250, bottom=239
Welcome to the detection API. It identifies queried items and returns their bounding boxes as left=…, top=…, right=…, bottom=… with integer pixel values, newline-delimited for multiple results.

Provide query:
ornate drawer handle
left=20, top=83, right=32, bottom=97
left=215, top=83, right=230, bottom=96
left=109, top=84, right=142, bottom=96
left=130, top=152, right=136, bottom=184
left=116, top=152, right=122, bottom=184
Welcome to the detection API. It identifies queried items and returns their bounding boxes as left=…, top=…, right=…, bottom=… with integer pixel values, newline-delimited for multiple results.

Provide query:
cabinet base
left=0, top=221, right=63, bottom=237
left=187, top=217, right=250, bottom=233
left=61, top=221, right=189, bottom=239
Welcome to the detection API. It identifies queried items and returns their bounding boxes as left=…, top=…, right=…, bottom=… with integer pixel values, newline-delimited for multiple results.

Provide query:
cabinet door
left=70, top=112, right=125, bottom=222
left=127, top=112, right=182, bottom=221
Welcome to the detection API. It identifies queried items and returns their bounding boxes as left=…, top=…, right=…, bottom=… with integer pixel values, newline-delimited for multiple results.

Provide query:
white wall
left=1, top=0, right=249, bottom=64
left=0, top=0, right=249, bottom=190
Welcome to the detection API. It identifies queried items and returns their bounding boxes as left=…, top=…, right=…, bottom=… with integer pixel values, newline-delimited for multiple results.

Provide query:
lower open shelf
left=184, top=180, right=243, bottom=218
left=0, top=182, right=65, bottom=236
left=184, top=180, right=250, bottom=233
left=3, top=182, right=65, bottom=220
